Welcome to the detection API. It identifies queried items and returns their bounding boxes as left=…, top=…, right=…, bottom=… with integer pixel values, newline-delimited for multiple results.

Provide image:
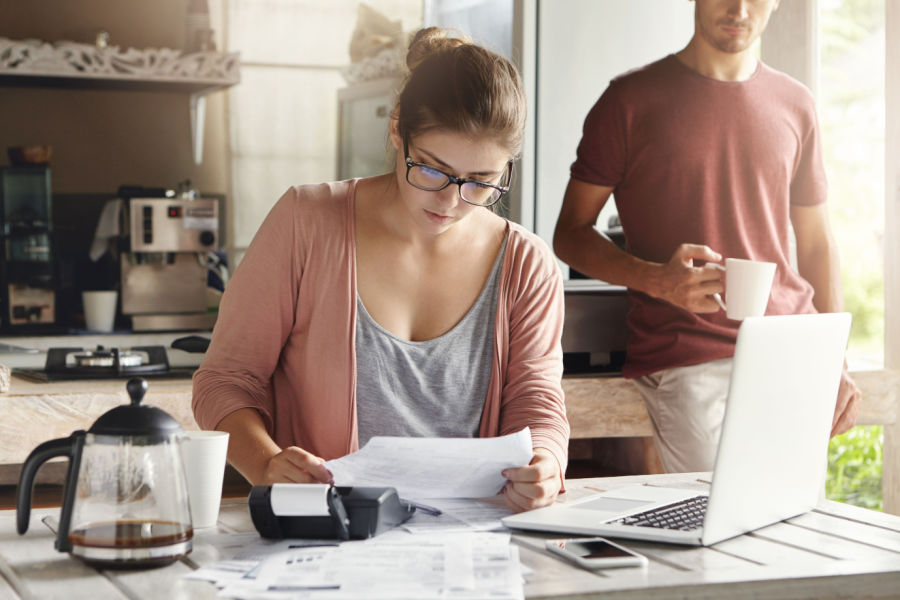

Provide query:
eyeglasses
left=403, top=140, right=512, bottom=207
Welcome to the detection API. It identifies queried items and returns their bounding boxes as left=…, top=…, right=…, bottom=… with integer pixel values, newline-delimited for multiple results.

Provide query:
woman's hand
left=502, top=448, right=562, bottom=512
left=260, top=446, right=333, bottom=485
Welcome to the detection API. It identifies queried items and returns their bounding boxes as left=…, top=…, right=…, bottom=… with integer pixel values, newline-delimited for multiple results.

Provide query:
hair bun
left=406, top=27, right=470, bottom=72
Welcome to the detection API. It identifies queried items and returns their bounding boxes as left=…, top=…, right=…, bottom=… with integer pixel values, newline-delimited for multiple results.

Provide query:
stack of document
left=186, top=430, right=536, bottom=598
left=188, top=531, right=524, bottom=599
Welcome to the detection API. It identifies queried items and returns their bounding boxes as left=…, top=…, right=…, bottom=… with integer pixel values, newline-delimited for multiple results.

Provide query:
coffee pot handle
left=17, top=432, right=86, bottom=553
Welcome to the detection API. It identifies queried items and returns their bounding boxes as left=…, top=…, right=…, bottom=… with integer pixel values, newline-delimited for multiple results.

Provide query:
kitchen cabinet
left=0, top=37, right=240, bottom=164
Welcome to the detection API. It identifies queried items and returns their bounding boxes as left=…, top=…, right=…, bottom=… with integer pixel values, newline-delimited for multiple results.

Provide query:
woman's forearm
left=216, top=407, right=282, bottom=485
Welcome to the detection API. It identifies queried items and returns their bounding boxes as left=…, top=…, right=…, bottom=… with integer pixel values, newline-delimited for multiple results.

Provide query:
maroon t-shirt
left=571, top=55, right=822, bottom=378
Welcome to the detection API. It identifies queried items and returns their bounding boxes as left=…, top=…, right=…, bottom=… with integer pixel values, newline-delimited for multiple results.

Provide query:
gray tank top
left=355, top=235, right=508, bottom=447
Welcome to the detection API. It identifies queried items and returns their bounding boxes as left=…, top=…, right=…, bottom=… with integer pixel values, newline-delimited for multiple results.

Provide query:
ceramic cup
left=180, top=430, right=230, bottom=529
left=82, top=290, right=118, bottom=332
left=711, top=258, right=776, bottom=320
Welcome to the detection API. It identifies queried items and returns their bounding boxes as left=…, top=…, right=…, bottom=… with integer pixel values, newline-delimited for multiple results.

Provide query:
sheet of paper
left=183, top=533, right=338, bottom=584
left=325, top=428, right=533, bottom=499
left=402, top=497, right=513, bottom=533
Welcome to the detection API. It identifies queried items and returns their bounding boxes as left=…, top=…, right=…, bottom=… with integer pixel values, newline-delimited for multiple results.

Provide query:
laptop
left=503, top=312, right=852, bottom=546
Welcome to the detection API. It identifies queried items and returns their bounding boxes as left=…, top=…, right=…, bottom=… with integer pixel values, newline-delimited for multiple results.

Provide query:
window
left=755, top=0, right=893, bottom=511
left=818, top=0, right=886, bottom=511
left=820, top=0, right=885, bottom=369
left=224, top=0, right=422, bottom=264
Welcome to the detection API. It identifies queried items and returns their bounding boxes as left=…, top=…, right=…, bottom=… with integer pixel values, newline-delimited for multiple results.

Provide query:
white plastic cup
left=180, top=430, right=230, bottom=529
left=712, top=258, right=777, bottom=320
left=82, top=290, right=118, bottom=332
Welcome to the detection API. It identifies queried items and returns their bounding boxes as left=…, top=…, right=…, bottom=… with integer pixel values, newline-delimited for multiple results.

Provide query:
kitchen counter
left=0, top=331, right=209, bottom=369
left=1, top=364, right=897, bottom=514
left=563, top=368, right=900, bottom=516
left=0, top=331, right=208, bottom=483
left=0, top=375, right=197, bottom=484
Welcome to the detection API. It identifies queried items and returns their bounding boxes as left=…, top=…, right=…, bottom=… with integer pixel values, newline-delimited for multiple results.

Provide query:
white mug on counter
left=180, top=430, right=230, bottom=529
left=711, top=258, right=776, bottom=320
left=82, top=290, right=118, bottom=332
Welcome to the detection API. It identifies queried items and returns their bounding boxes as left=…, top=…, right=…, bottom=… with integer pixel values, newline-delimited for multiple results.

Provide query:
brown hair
left=396, top=27, right=526, bottom=157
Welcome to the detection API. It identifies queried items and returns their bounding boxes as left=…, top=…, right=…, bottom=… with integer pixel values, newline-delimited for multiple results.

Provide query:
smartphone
left=545, top=537, right=648, bottom=570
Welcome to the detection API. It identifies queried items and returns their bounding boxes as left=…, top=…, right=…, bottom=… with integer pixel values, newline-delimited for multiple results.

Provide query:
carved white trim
left=0, top=37, right=239, bottom=84
left=342, top=46, right=405, bottom=85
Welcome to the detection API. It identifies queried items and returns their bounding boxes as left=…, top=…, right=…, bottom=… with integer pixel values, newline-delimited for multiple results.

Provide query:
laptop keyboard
left=611, top=495, right=708, bottom=531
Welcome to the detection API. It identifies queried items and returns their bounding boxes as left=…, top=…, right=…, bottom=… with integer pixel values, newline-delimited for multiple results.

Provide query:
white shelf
left=0, top=37, right=240, bottom=163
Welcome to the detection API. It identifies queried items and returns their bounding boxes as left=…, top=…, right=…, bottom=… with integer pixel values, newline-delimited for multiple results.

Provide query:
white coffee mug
left=711, top=258, right=776, bottom=320
left=82, top=290, right=118, bottom=332
left=180, top=430, right=230, bottom=529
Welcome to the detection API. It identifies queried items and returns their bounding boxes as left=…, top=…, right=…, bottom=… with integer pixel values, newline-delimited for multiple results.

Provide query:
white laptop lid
left=503, top=312, right=851, bottom=546
left=700, top=312, right=850, bottom=545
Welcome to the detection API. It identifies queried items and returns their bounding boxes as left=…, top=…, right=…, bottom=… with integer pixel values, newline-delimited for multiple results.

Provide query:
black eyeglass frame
left=403, top=139, right=513, bottom=208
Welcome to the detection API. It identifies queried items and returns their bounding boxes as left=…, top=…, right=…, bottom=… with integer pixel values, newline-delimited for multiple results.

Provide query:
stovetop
left=12, top=345, right=197, bottom=382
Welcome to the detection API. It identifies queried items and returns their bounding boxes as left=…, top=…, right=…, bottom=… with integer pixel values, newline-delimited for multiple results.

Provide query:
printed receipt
left=269, top=484, right=332, bottom=516
left=325, top=428, right=533, bottom=500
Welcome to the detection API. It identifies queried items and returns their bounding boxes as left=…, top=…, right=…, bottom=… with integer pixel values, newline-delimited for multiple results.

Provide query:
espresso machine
left=120, top=194, right=220, bottom=331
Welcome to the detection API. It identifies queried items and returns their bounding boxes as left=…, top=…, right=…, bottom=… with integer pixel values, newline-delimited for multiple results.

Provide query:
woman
left=192, top=27, right=568, bottom=511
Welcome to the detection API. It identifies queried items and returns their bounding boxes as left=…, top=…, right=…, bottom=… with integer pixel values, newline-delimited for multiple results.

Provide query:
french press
left=17, top=377, right=193, bottom=568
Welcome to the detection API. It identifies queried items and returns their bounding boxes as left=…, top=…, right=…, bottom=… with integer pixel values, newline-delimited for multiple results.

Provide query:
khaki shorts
left=632, top=357, right=733, bottom=473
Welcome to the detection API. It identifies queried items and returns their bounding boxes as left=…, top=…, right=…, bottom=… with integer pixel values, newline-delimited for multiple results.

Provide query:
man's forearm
left=791, top=204, right=845, bottom=314
left=554, top=224, right=660, bottom=293
left=797, top=237, right=844, bottom=313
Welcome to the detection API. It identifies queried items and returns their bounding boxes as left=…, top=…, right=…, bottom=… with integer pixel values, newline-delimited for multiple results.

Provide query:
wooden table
left=1, top=473, right=899, bottom=599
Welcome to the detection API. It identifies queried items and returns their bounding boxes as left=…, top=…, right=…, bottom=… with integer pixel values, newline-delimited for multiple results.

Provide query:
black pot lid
left=88, top=378, right=183, bottom=437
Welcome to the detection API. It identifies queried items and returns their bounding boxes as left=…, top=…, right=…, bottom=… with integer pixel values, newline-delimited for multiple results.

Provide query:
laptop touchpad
left=577, top=497, right=654, bottom=513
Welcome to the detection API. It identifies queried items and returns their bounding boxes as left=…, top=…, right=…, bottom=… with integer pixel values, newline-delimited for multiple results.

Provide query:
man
left=553, top=0, right=862, bottom=472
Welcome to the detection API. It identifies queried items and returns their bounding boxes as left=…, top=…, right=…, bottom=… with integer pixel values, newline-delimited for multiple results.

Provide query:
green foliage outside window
left=827, top=425, right=883, bottom=511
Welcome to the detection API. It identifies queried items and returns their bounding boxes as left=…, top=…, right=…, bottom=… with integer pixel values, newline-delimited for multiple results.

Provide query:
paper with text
left=214, top=532, right=523, bottom=600
left=401, top=497, right=514, bottom=533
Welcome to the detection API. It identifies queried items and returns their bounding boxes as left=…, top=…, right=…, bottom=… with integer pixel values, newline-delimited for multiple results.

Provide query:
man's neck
left=675, top=38, right=758, bottom=82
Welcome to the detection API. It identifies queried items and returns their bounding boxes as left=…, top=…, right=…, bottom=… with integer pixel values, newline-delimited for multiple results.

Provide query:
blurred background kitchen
left=0, top=0, right=697, bottom=340
left=0, top=0, right=896, bottom=509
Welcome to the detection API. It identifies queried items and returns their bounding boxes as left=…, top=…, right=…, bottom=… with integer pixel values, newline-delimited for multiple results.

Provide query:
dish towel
left=89, top=198, right=122, bottom=261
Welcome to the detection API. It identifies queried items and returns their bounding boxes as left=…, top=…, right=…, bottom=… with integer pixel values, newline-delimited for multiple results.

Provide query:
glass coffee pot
left=17, top=378, right=193, bottom=568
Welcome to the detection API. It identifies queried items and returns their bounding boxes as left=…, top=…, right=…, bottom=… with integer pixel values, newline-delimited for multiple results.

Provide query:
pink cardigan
left=192, top=179, right=569, bottom=473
